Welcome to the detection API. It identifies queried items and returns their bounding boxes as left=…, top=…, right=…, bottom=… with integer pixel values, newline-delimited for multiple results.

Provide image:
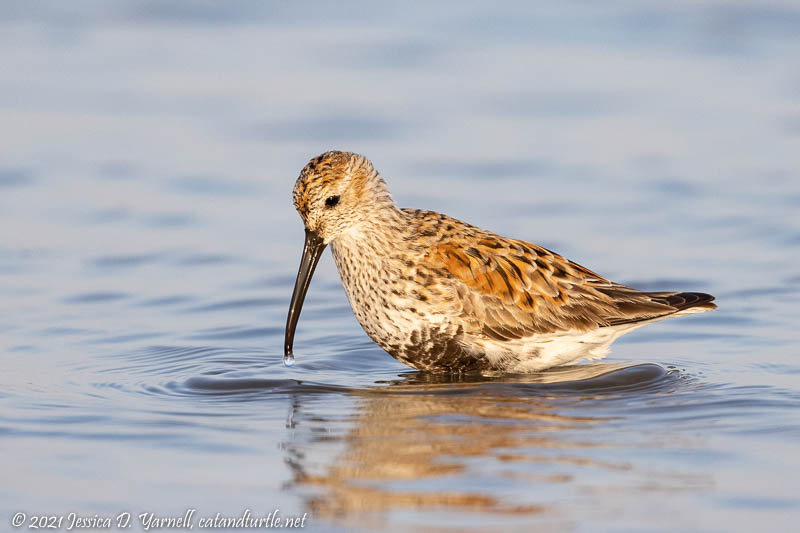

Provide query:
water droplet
left=283, top=352, right=295, bottom=367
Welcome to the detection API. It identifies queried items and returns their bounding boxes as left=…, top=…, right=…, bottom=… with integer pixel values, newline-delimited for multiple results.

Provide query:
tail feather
left=603, top=290, right=716, bottom=327
left=650, top=291, right=716, bottom=312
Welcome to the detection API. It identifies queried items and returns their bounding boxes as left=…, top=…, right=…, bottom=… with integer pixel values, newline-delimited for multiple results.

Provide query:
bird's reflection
left=281, top=362, right=689, bottom=524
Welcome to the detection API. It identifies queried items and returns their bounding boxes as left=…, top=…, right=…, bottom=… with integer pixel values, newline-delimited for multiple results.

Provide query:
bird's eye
left=325, top=195, right=340, bottom=208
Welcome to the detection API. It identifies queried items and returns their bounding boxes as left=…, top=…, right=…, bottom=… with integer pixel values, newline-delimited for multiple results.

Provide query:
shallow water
left=2, top=2, right=800, bottom=532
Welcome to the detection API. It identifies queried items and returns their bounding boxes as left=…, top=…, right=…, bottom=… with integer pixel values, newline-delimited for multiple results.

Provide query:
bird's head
left=292, top=150, right=391, bottom=245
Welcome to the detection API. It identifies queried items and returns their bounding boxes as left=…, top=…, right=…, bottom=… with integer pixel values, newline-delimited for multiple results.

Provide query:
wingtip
left=666, top=292, right=716, bottom=314
left=660, top=291, right=715, bottom=310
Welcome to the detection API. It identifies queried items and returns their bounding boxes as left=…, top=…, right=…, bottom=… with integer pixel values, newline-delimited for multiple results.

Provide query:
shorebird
left=284, top=151, right=715, bottom=372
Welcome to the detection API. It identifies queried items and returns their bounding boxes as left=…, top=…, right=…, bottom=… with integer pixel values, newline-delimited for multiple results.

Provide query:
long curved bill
left=284, top=228, right=327, bottom=366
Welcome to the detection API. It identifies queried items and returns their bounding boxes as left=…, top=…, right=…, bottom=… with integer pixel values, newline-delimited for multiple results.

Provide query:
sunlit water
left=2, top=2, right=800, bottom=532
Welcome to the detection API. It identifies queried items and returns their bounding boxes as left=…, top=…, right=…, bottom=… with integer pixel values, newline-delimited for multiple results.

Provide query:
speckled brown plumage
left=285, top=151, right=716, bottom=372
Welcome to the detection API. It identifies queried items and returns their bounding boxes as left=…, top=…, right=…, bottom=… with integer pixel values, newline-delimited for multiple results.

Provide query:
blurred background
left=1, top=2, right=799, bottom=532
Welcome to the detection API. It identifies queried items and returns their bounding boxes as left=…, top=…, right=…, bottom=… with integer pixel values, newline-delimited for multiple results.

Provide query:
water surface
left=2, top=2, right=800, bottom=532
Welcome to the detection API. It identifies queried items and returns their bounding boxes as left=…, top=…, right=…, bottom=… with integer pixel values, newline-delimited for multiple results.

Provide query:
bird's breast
left=329, top=236, right=469, bottom=368
left=330, top=239, right=422, bottom=338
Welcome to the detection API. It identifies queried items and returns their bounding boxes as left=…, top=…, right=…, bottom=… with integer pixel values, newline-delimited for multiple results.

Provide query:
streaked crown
left=292, top=151, right=394, bottom=242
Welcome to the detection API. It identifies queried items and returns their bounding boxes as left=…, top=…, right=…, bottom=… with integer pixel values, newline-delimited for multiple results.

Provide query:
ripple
left=723, top=496, right=800, bottom=510
left=245, top=114, right=405, bottom=143
left=63, top=291, right=129, bottom=303
left=125, top=363, right=674, bottom=405
left=236, top=274, right=297, bottom=289
left=0, top=167, right=35, bottom=187
left=186, top=297, right=283, bottom=313
left=143, top=212, right=199, bottom=228
left=723, top=286, right=800, bottom=298
left=375, top=363, right=674, bottom=395
left=688, top=312, right=759, bottom=326
left=91, top=252, right=164, bottom=269
left=37, top=327, right=95, bottom=337
left=98, top=343, right=686, bottom=404
left=170, top=175, right=257, bottom=196
left=86, top=332, right=165, bottom=344
left=411, top=157, right=552, bottom=180
left=137, top=295, right=195, bottom=307
left=129, top=2, right=274, bottom=25
left=173, top=253, right=234, bottom=266
left=101, top=345, right=277, bottom=377
left=186, top=326, right=283, bottom=340
left=174, top=376, right=352, bottom=398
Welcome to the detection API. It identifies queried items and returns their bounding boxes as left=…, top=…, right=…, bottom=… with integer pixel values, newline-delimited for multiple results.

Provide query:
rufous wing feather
left=429, top=229, right=713, bottom=340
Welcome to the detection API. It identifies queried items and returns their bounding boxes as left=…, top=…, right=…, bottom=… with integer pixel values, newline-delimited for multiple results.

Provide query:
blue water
left=2, top=2, right=800, bottom=532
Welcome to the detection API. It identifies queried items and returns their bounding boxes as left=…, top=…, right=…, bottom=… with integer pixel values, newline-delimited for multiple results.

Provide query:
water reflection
left=283, top=364, right=690, bottom=522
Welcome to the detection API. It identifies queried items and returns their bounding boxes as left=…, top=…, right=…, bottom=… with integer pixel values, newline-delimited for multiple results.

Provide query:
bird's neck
left=328, top=206, right=418, bottom=350
left=332, top=204, right=410, bottom=260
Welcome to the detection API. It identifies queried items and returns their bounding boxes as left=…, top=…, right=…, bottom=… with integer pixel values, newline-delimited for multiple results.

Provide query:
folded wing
left=428, top=233, right=714, bottom=341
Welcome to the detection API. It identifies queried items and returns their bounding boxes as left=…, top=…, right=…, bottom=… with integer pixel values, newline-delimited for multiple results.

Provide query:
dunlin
left=284, top=151, right=715, bottom=372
